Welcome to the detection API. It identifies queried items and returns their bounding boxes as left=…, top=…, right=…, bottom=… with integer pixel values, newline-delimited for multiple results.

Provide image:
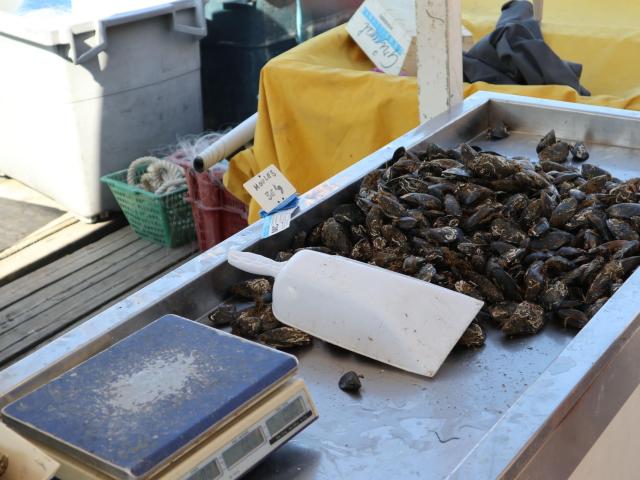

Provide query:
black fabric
left=463, top=0, right=590, bottom=95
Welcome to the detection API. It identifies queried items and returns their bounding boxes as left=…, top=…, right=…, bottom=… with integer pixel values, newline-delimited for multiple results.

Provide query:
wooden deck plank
left=4, top=250, right=199, bottom=368
left=0, top=215, right=125, bottom=287
left=0, top=213, right=76, bottom=260
left=0, top=233, right=197, bottom=365
left=1, top=228, right=140, bottom=309
left=0, top=239, right=163, bottom=336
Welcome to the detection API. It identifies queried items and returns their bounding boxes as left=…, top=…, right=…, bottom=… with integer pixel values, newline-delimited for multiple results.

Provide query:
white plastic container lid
left=0, top=0, right=206, bottom=63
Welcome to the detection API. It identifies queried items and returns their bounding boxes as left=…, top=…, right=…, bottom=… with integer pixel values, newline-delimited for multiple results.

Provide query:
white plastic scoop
left=228, top=249, right=484, bottom=377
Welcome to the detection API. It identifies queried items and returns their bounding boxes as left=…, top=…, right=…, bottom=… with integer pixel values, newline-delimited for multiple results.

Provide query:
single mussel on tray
left=214, top=128, right=640, bottom=353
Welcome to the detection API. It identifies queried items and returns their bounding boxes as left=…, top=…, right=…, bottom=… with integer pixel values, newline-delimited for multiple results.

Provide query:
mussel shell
left=550, top=197, right=578, bottom=228
left=351, top=238, right=373, bottom=261
left=501, top=301, right=545, bottom=335
left=607, top=203, right=640, bottom=219
left=606, top=218, right=639, bottom=241
left=487, top=122, right=510, bottom=140
left=321, top=217, right=352, bottom=255
left=536, top=130, right=557, bottom=153
left=258, top=326, right=312, bottom=349
left=530, top=230, right=574, bottom=250
left=414, top=263, right=437, bottom=282
left=538, top=141, right=570, bottom=163
left=570, top=142, right=589, bottom=161
left=333, top=203, right=365, bottom=225
left=457, top=322, right=486, bottom=348
left=556, top=309, right=589, bottom=329
left=400, top=192, right=442, bottom=210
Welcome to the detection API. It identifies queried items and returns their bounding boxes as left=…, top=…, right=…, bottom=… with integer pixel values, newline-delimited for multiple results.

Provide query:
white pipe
left=192, top=113, right=258, bottom=172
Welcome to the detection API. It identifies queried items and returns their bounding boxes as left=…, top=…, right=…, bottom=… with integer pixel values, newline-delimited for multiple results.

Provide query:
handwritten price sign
left=346, top=0, right=413, bottom=76
left=243, top=165, right=297, bottom=214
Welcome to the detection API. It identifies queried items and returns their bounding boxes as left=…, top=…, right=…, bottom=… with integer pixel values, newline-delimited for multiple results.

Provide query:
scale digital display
left=266, top=396, right=306, bottom=437
left=222, top=428, right=265, bottom=469
left=186, top=459, right=221, bottom=480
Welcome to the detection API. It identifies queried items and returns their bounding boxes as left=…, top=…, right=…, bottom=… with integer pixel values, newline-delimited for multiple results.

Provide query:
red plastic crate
left=184, top=168, right=248, bottom=251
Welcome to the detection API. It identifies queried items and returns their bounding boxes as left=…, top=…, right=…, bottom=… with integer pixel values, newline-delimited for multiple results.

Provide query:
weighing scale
left=1, top=315, right=317, bottom=479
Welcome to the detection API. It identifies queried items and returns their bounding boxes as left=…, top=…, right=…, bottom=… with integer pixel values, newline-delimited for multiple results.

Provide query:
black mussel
left=581, top=163, right=612, bottom=180
left=465, top=270, right=505, bottom=303
left=402, top=255, right=426, bottom=274
left=550, top=197, right=579, bottom=228
left=321, top=217, right=352, bottom=255
left=351, top=238, right=373, bottom=261
left=540, top=280, right=569, bottom=310
left=373, top=191, right=408, bottom=218
left=570, top=142, right=589, bottom=161
left=556, top=309, right=589, bottom=329
left=209, top=302, right=237, bottom=327
left=455, top=280, right=484, bottom=301
left=457, top=322, right=486, bottom=348
left=463, top=205, right=500, bottom=231
left=490, top=217, right=527, bottom=244
left=555, top=246, right=585, bottom=259
left=552, top=172, right=581, bottom=185
left=514, top=170, right=551, bottom=190
left=488, top=301, right=518, bottom=327
left=539, top=160, right=577, bottom=173
left=537, top=130, right=557, bottom=153
left=394, top=216, right=418, bottom=230
left=501, top=301, right=545, bottom=335
left=544, top=255, right=574, bottom=275
left=339, top=371, right=362, bottom=392
left=230, top=278, right=272, bottom=300
left=444, top=193, right=463, bottom=217
left=585, top=297, right=609, bottom=319
left=487, top=122, right=510, bottom=140
left=400, top=192, right=442, bottom=210
left=538, top=141, right=570, bottom=163
left=455, top=183, right=495, bottom=206
left=568, top=188, right=587, bottom=203
left=606, top=218, right=639, bottom=241
left=414, top=263, right=437, bottom=282
left=366, top=205, right=385, bottom=237
left=529, top=217, right=551, bottom=237
left=523, top=251, right=554, bottom=265
left=578, top=175, right=609, bottom=194
left=351, top=224, right=369, bottom=240
left=467, top=153, right=518, bottom=179
left=333, top=203, right=366, bottom=225
left=275, top=251, right=294, bottom=262
left=425, top=226, right=464, bottom=244
left=530, top=230, right=574, bottom=250
left=524, top=261, right=545, bottom=301
left=306, top=222, right=324, bottom=246
left=607, top=203, right=640, bottom=219
left=381, top=224, right=409, bottom=250
left=258, top=327, right=312, bottom=349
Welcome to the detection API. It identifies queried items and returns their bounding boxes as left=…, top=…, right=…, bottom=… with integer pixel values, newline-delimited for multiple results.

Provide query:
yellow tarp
left=225, top=1, right=640, bottom=223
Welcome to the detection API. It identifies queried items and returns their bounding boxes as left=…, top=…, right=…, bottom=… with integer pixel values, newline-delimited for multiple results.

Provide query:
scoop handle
left=227, top=250, right=284, bottom=278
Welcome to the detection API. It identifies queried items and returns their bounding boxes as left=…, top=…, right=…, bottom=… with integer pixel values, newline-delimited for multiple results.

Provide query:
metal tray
left=3, top=93, right=640, bottom=479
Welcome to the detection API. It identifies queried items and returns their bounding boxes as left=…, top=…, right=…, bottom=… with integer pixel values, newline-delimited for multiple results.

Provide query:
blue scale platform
left=2, top=314, right=297, bottom=479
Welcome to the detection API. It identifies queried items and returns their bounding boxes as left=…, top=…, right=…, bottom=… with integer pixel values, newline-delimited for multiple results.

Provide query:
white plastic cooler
left=0, top=0, right=206, bottom=219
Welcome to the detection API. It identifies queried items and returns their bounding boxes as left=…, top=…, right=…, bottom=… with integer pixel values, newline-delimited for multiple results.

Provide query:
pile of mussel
left=211, top=129, right=640, bottom=350
left=262, top=129, right=640, bottom=348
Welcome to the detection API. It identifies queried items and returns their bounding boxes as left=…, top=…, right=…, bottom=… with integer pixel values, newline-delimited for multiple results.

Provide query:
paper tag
left=262, top=208, right=296, bottom=238
left=346, top=0, right=414, bottom=75
left=243, top=165, right=297, bottom=214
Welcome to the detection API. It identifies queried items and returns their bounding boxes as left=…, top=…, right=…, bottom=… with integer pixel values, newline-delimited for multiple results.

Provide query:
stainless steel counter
left=2, top=93, right=640, bottom=479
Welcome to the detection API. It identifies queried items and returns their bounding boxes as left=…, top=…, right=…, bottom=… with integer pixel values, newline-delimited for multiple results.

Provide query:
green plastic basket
left=101, top=167, right=196, bottom=247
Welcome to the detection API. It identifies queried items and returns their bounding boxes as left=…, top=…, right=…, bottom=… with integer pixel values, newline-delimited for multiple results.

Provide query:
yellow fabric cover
left=225, top=1, right=640, bottom=223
